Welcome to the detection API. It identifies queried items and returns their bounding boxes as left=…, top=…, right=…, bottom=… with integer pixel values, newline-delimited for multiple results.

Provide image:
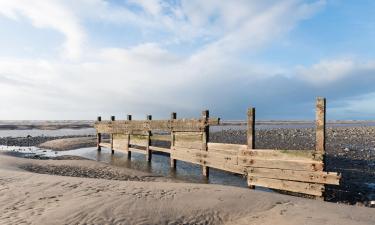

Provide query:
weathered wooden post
left=202, top=110, right=209, bottom=177
left=247, top=107, right=256, bottom=189
left=97, top=116, right=102, bottom=151
left=126, top=115, right=132, bottom=159
left=170, top=112, right=177, bottom=169
left=110, top=116, right=115, bottom=154
left=315, top=97, right=326, bottom=157
left=315, top=97, right=326, bottom=199
left=146, top=115, right=152, bottom=162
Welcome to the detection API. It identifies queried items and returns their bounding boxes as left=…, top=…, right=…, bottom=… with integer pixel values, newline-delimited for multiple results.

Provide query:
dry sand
left=0, top=153, right=374, bottom=225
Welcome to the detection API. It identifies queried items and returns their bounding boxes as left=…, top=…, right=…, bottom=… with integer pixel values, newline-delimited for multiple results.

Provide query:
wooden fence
left=94, top=97, right=341, bottom=198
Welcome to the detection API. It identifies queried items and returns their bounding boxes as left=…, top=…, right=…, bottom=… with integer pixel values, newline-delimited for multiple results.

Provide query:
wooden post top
left=97, top=116, right=101, bottom=121
left=171, top=112, right=177, bottom=119
left=111, top=116, right=115, bottom=121
left=127, top=115, right=132, bottom=120
left=147, top=115, right=152, bottom=120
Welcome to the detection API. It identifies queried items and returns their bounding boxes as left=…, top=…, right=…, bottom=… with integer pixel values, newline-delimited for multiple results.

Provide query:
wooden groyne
left=94, top=97, right=341, bottom=198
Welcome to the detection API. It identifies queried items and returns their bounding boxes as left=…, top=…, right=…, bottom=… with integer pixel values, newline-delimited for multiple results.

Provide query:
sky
left=0, top=0, right=374, bottom=120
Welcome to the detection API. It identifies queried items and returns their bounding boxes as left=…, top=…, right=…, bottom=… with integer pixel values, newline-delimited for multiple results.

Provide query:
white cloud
left=0, top=0, right=85, bottom=60
left=296, top=59, right=375, bottom=85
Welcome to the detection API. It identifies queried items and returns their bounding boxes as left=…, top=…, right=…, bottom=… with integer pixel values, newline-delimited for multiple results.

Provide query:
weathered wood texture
left=315, top=97, right=326, bottom=162
left=247, top=107, right=255, bottom=149
left=94, top=118, right=220, bottom=133
left=94, top=98, right=341, bottom=198
left=248, top=177, right=325, bottom=196
left=201, top=110, right=209, bottom=177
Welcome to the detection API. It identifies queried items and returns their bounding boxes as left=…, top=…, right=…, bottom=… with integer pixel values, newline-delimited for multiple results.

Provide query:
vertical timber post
left=315, top=97, right=326, bottom=158
left=97, top=116, right=102, bottom=151
left=126, top=115, right=132, bottom=159
left=146, top=115, right=152, bottom=162
left=315, top=97, right=326, bottom=200
left=247, top=107, right=256, bottom=189
left=110, top=116, right=115, bottom=154
left=170, top=112, right=177, bottom=169
left=202, top=110, right=209, bottom=178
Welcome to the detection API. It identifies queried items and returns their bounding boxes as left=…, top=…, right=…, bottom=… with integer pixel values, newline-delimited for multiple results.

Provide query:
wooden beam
left=202, top=110, right=209, bottom=177
left=94, top=118, right=220, bottom=133
left=97, top=116, right=101, bottom=151
left=170, top=112, right=177, bottom=169
left=149, top=146, right=170, bottom=154
left=248, top=177, right=324, bottom=196
left=238, top=156, right=324, bottom=171
left=239, top=149, right=315, bottom=161
left=315, top=97, right=326, bottom=160
left=246, top=167, right=340, bottom=185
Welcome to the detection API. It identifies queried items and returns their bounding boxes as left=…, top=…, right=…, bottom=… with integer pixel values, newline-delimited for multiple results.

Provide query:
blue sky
left=0, top=0, right=374, bottom=120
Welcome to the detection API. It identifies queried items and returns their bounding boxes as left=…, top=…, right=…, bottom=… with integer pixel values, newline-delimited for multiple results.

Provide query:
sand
left=38, top=137, right=97, bottom=151
left=0, top=153, right=374, bottom=225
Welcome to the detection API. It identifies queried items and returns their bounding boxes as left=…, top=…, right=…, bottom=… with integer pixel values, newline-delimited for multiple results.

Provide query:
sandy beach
left=0, top=153, right=374, bottom=225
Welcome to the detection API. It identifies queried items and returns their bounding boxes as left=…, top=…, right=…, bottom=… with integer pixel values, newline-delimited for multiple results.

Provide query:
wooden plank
left=149, top=146, right=170, bottom=154
left=171, top=147, right=244, bottom=174
left=172, top=147, right=238, bottom=165
left=174, top=132, right=203, bottom=141
left=246, top=167, right=340, bottom=185
left=174, top=141, right=203, bottom=150
left=315, top=97, right=326, bottom=160
left=208, top=143, right=247, bottom=151
left=238, top=156, right=323, bottom=171
left=248, top=177, right=324, bottom=196
left=94, top=118, right=220, bottom=133
left=208, top=143, right=246, bottom=155
left=239, top=149, right=315, bottom=161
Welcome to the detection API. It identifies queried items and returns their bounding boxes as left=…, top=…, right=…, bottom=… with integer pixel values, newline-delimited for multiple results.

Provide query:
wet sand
left=0, top=154, right=374, bottom=225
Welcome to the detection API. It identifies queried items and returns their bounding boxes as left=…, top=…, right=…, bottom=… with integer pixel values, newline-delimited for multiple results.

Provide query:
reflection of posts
left=170, top=112, right=177, bottom=169
left=97, top=116, right=101, bottom=151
